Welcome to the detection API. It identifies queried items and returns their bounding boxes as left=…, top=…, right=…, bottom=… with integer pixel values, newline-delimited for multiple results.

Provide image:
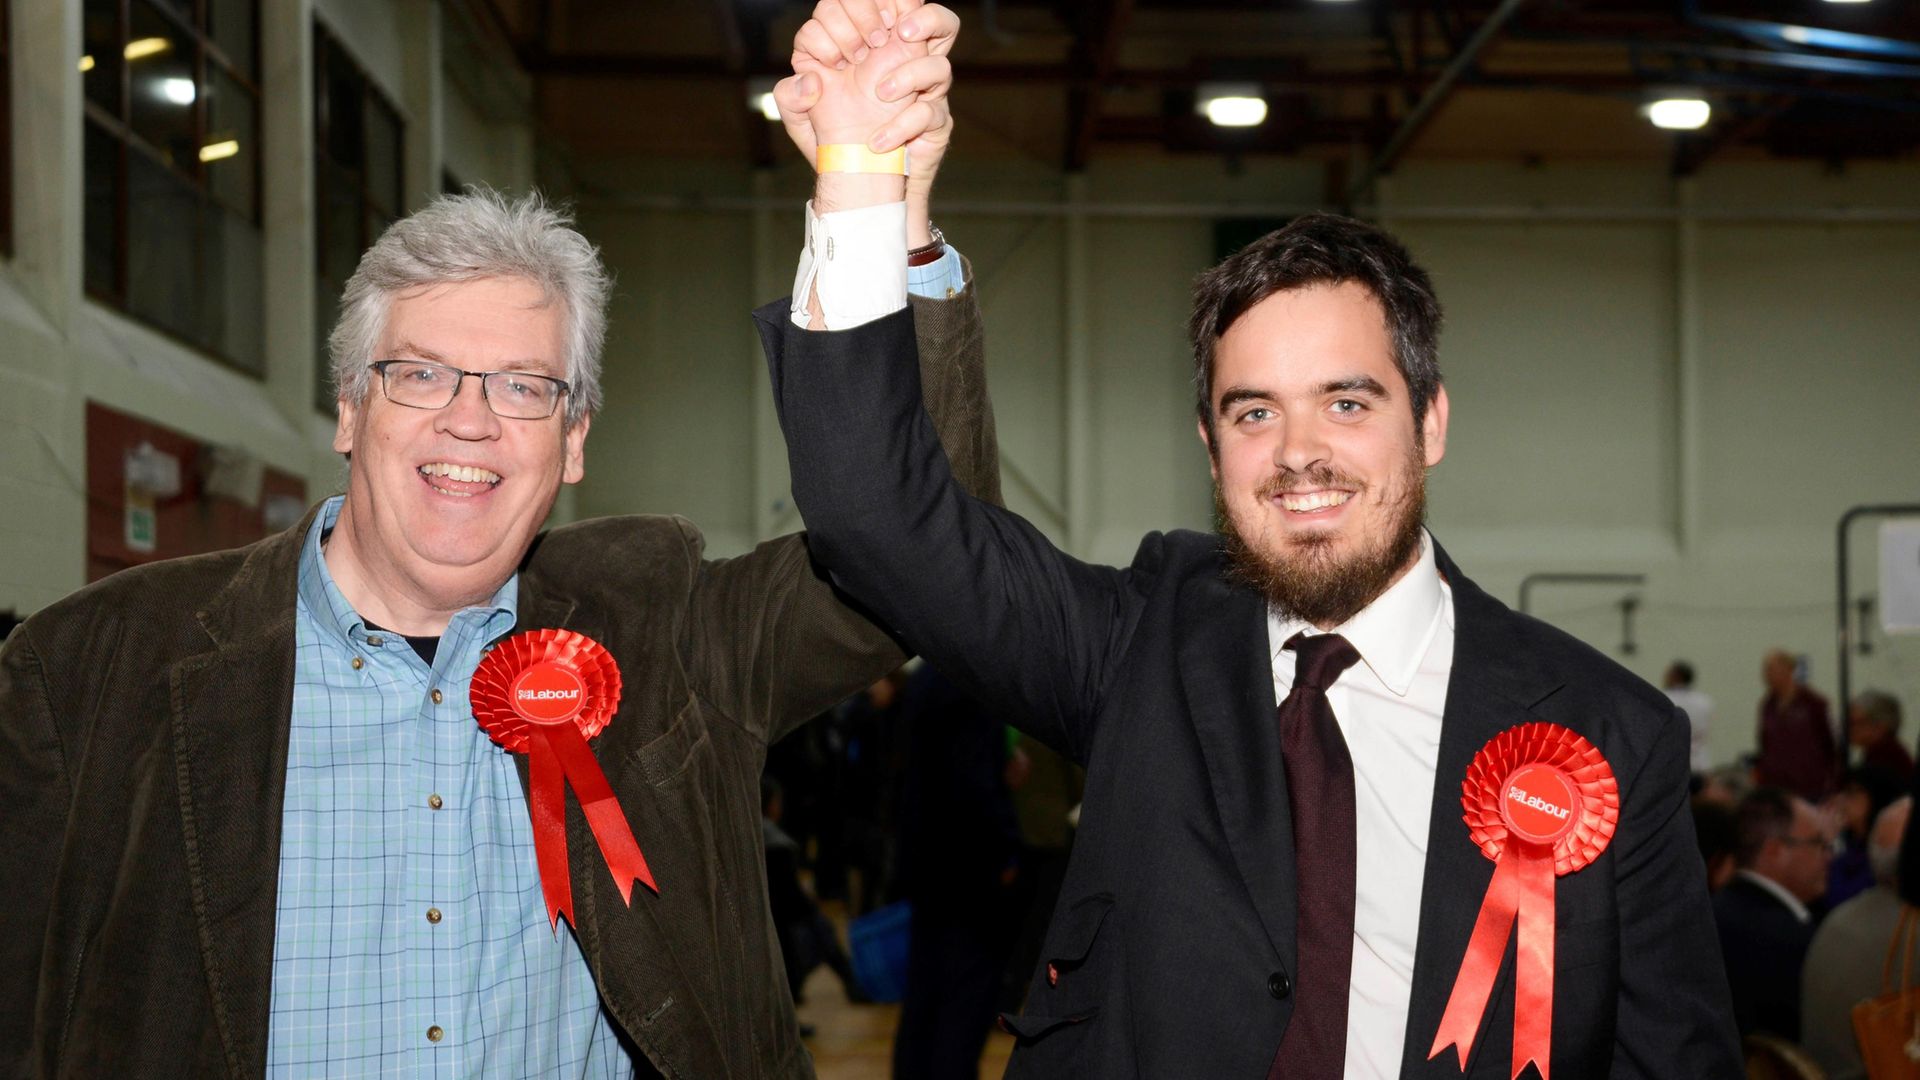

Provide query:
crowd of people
left=1679, top=649, right=1914, bottom=1080
left=762, top=663, right=1083, bottom=1077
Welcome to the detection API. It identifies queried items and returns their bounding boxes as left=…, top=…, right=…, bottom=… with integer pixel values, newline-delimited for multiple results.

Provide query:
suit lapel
left=1400, top=542, right=1567, bottom=1078
left=169, top=518, right=309, bottom=1078
left=1177, top=564, right=1296, bottom=971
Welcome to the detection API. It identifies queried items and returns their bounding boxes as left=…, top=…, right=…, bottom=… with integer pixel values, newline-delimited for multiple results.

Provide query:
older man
left=1756, top=648, right=1838, bottom=800
left=1850, top=689, right=1914, bottom=783
left=0, top=5, right=979, bottom=1077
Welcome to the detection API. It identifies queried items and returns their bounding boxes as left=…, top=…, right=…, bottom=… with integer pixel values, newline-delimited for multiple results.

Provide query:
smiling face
left=1199, top=282, right=1447, bottom=628
left=328, top=276, right=588, bottom=631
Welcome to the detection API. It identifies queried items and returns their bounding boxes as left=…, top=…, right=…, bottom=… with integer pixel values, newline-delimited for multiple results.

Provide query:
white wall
left=570, top=154, right=1920, bottom=770
left=0, top=0, right=534, bottom=613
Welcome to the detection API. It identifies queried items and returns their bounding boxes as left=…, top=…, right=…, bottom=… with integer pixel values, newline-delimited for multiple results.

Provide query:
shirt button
left=426, top=1025, right=443, bottom=1043
left=350, top=657, right=364, bottom=670
left=431, top=689, right=443, bottom=704
left=428, top=793, right=443, bottom=810
left=366, top=635, right=383, bottom=647
left=426, top=907, right=442, bottom=924
left=1268, top=972, right=1291, bottom=1000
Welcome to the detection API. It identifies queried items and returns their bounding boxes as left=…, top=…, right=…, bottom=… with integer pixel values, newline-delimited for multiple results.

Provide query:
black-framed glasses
left=370, top=359, right=570, bottom=420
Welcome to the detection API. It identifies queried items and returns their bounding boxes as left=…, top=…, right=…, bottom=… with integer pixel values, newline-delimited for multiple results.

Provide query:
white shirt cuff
left=790, top=200, right=909, bottom=330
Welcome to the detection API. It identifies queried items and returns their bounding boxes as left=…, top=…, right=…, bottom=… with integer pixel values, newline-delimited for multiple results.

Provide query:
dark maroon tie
left=1268, top=631, right=1362, bottom=1080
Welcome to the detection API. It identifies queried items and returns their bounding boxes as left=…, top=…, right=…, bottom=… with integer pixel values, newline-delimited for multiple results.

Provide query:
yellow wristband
left=816, top=144, right=909, bottom=176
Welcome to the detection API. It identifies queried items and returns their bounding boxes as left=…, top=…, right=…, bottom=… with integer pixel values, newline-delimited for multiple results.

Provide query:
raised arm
left=760, top=271, right=1158, bottom=764
left=686, top=3, right=1000, bottom=747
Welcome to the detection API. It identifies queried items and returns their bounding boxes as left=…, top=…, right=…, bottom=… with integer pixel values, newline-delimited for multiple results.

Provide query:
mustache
left=1254, top=463, right=1366, bottom=499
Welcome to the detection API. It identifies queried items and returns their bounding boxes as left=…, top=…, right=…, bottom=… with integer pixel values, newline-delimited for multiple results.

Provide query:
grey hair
left=328, top=188, right=610, bottom=428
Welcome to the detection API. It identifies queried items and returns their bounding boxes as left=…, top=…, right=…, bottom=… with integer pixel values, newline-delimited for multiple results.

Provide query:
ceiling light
left=1197, top=82, right=1268, bottom=128
left=124, top=37, right=171, bottom=61
left=199, top=140, right=240, bottom=163
left=1821, top=0, right=1872, bottom=5
left=748, top=77, right=781, bottom=122
left=79, top=55, right=95, bottom=72
left=160, top=77, right=196, bottom=105
left=1646, top=97, right=1710, bottom=131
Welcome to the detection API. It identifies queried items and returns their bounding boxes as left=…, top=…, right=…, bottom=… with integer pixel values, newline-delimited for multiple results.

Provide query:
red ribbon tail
left=550, top=724, right=657, bottom=904
left=1429, top=850, right=1522, bottom=1070
left=1511, top=846, right=1557, bottom=1080
left=528, top=729, right=574, bottom=930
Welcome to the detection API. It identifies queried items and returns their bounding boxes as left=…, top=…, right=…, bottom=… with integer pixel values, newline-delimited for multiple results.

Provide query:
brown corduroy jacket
left=0, top=291, right=998, bottom=1080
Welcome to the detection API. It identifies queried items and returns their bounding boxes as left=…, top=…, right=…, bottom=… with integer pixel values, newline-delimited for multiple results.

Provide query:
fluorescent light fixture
left=160, top=77, right=197, bottom=105
left=1646, top=97, right=1710, bottom=131
left=124, top=37, right=171, bottom=61
left=199, top=140, right=240, bottom=162
left=748, top=77, right=781, bottom=122
left=79, top=55, right=95, bottom=72
left=1821, top=0, right=1872, bottom=5
left=1196, top=82, right=1267, bottom=128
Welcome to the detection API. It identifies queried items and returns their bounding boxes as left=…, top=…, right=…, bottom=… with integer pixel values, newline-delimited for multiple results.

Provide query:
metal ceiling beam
left=1346, top=0, right=1529, bottom=204
left=1064, top=0, right=1136, bottom=172
left=522, top=53, right=1444, bottom=90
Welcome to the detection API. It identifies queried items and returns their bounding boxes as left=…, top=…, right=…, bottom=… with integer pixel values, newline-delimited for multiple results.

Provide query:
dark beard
left=1216, top=457, right=1428, bottom=628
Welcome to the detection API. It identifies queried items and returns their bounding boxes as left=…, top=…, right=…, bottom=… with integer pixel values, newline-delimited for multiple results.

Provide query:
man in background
left=1756, top=649, right=1838, bottom=800
left=1714, top=787, right=1836, bottom=1041
left=1850, top=689, right=1914, bottom=783
left=1664, top=659, right=1715, bottom=775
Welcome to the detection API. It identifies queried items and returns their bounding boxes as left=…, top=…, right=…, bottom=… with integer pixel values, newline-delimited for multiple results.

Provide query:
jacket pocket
left=630, top=700, right=710, bottom=787
left=999, top=892, right=1116, bottom=1042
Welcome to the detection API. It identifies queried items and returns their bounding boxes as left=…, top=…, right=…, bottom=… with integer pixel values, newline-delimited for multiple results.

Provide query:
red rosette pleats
left=1427, top=721, right=1618, bottom=1080
left=471, top=629, right=657, bottom=929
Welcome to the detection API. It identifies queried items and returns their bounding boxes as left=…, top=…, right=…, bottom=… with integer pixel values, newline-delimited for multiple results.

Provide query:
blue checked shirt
left=266, top=497, right=631, bottom=1079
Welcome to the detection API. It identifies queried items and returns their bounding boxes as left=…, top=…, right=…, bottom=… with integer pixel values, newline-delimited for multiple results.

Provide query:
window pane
left=83, top=0, right=123, bottom=116
left=323, top=47, right=365, bottom=171
left=315, top=278, right=342, bottom=412
left=364, top=96, right=403, bottom=216
left=207, top=0, right=257, bottom=80
left=204, top=67, right=256, bottom=218
left=125, top=150, right=200, bottom=343
left=321, top=159, right=366, bottom=285
left=127, top=1, right=197, bottom=173
left=203, top=205, right=264, bottom=372
left=84, top=120, right=121, bottom=297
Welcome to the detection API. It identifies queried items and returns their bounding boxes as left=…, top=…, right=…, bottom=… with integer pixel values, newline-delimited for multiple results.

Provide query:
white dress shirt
left=790, top=199, right=965, bottom=328
left=1267, top=530, right=1456, bottom=1080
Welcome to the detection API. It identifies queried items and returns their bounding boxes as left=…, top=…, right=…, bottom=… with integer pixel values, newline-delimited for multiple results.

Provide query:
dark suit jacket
left=0, top=292, right=998, bottom=1080
left=760, top=307, right=1743, bottom=1079
left=1712, top=875, right=1817, bottom=1042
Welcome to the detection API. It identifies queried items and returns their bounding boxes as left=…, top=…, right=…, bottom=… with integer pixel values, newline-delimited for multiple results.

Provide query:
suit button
left=1046, top=962, right=1060, bottom=987
left=1268, top=972, right=1291, bottom=999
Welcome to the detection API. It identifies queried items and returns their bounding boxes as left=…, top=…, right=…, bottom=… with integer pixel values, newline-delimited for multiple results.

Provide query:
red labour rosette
left=1426, top=721, right=1618, bottom=1080
left=471, top=628, right=658, bottom=929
